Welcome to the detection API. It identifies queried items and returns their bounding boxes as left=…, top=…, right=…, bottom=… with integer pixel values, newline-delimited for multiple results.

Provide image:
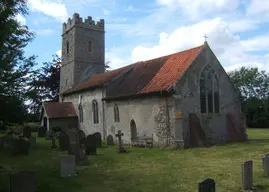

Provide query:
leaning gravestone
left=28, top=137, right=36, bottom=148
left=58, top=132, right=70, bottom=151
left=85, top=134, right=97, bottom=155
left=198, top=178, right=215, bottom=192
left=38, top=126, right=47, bottom=137
left=106, top=135, right=114, bottom=145
left=23, top=126, right=31, bottom=138
left=60, top=155, right=76, bottom=177
left=241, top=160, right=253, bottom=190
left=93, top=132, right=102, bottom=148
left=263, top=154, right=269, bottom=177
left=9, top=170, right=37, bottom=192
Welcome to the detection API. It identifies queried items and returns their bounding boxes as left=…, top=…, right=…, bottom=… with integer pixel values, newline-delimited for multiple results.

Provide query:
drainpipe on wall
left=102, top=87, right=106, bottom=140
left=165, top=96, right=171, bottom=147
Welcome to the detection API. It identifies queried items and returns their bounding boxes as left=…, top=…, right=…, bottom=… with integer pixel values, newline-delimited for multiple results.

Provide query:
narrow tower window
left=88, top=40, right=92, bottom=53
left=66, top=40, right=69, bottom=55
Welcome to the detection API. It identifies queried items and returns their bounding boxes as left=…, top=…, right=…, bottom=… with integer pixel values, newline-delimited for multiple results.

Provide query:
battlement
left=62, top=13, right=104, bottom=34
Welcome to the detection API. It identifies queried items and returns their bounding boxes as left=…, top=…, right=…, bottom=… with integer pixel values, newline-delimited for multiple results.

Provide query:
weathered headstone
left=60, top=155, right=76, bottom=177
left=9, top=170, right=37, bottom=192
left=106, top=135, right=114, bottom=145
left=11, top=138, right=30, bottom=156
left=263, top=154, right=269, bottom=177
left=38, top=126, right=47, bottom=137
left=58, top=132, right=70, bottom=151
left=77, top=130, right=86, bottom=145
left=85, top=134, right=97, bottom=155
left=93, top=132, right=102, bottom=148
left=198, top=178, right=215, bottom=192
left=116, top=130, right=126, bottom=153
left=76, top=148, right=89, bottom=166
left=28, top=137, right=36, bottom=148
left=241, top=160, right=253, bottom=190
left=23, top=126, right=31, bottom=138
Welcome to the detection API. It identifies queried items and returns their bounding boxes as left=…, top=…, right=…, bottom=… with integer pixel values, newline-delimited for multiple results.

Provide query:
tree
left=0, top=0, right=36, bottom=128
left=228, top=67, right=269, bottom=128
left=26, top=55, right=61, bottom=114
left=105, top=61, right=111, bottom=72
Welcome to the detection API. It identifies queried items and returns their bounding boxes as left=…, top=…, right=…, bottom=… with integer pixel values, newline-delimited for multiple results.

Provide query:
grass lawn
left=1, top=129, right=269, bottom=192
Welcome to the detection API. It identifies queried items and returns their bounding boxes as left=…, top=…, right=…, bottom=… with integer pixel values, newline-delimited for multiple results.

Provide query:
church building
left=41, top=13, right=247, bottom=148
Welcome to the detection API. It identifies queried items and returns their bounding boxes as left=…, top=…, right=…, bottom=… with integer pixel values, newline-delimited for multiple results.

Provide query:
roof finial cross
left=204, top=34, right=208, bottom=42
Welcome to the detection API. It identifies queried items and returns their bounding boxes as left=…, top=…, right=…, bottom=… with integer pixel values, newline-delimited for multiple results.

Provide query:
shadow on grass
left=254, top=184, right=269, bottom=191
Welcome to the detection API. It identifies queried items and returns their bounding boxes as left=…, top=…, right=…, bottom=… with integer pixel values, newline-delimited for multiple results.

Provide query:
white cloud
left=247, top=0, right=269, bottom=16
left=103, top=9, right=110, bottom=15
left=56, top=50, right=62, bottom=57
left=241, top=35, right=269, bottom=52
left=36, top=29, right=56, bottom=36
left=28, top=0, right=68, bottom=22
left=16, top=14, right=26, bottom=25
left=156, top=0, right=239, bottom=19
left=130, top=17, right=268, bottom=72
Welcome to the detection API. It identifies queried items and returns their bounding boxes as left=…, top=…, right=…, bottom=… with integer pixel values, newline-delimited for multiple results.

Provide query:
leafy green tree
left=228, top=67, right=269, bottom=128
left=0, top=0, right=36, bottom=128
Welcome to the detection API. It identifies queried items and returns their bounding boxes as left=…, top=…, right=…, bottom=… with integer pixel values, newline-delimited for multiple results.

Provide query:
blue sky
left=17, top=0, right=269, bottom=71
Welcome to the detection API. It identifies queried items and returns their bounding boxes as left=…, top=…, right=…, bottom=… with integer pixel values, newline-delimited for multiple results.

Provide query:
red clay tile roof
left=62, top=44, right=205, bottom=98
left=42, top=102, right=77, bottom=118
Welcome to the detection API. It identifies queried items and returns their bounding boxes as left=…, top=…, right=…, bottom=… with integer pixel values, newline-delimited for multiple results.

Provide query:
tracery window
left=200, top=65, right=219, bottom=113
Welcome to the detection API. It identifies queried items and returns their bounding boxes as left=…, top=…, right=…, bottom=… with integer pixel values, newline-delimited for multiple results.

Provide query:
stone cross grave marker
left=106, top=135, right=114, bottom=145
left=85, top=134, right=97, bottom=155
left=263, top=154, right=269, bottom=177
left=198, top=178, right=215, bottom=192
left=241, top=160, right=253, bottom=190
left=28, top=137, right=36, bottom=148
left=9, top=170, right=37, bottom=192
left=67, top=128, right=78, bottom=155
left=116, top=130, right=126, bottom=153
left=60, top=155, right=76, bottom=177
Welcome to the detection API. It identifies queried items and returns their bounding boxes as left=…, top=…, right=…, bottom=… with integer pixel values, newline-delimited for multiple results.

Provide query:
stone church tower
left=60, top=13, right=105, bottom=93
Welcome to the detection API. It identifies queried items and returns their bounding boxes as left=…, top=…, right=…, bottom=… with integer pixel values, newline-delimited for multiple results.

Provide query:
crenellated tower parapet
left=62, top=13, right=105, bottom=35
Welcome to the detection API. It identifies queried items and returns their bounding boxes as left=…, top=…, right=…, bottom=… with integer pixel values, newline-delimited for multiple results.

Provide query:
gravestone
left=28, top=137, right=36, bottom=148
left=38, top=126, right=47, bottom=137
left=241, top=160, right=253, bottom=190
left=23, top=126, right=31, bottom=138
left=9, top=170, right=37, bottom=192
left=85, top=134, right=97, bottom=155
left=60, top=155, right=76, bottom=177
left=93, top=132, right=102, bottom=148
left=116, top=130, right=126, bottom=153
left=263, top=154, right=269, bottom=177
left=106, top=135, right=114, bottom=145
left=198, top=178, right=215, bottom=192
left=77, top=130, right=86, bottom=145
left=58, top=132, right=70, bottom=151
left=76, top=148, right=89, bottom=166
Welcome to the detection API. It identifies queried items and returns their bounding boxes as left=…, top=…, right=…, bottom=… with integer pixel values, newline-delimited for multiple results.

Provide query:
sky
left=17, top=0, right=269, bottom=72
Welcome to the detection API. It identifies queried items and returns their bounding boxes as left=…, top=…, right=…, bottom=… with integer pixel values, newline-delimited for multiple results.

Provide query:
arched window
left=92, top=100, right=99, bottom=124
left=200, top=65, right=219, bottom=113
left=88, top=40, right=92, bottom=53
left=114, top=104, right=120, bottom=122
left=78, top=104, right=83, bottom=122
left=66, top=40, right=69, bottom=54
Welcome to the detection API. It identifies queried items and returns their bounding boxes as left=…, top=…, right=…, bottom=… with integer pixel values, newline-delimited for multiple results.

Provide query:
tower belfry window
left=88, top=40, right=92, bottom=53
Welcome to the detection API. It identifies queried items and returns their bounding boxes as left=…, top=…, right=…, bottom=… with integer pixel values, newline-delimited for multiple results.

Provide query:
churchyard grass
left=1, top=129, right=269, bottom=192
